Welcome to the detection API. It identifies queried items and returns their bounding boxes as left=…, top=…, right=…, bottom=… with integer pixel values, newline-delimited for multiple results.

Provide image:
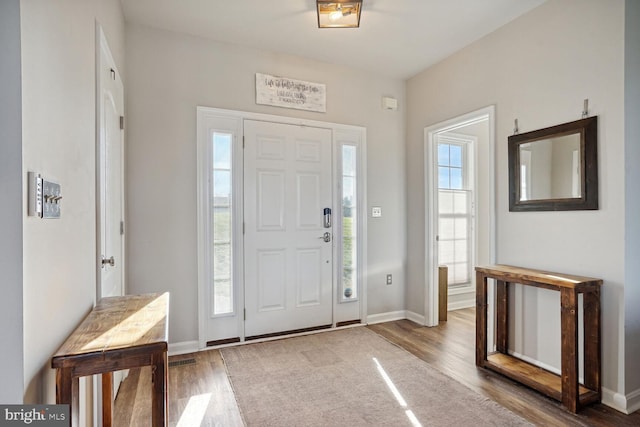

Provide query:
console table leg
left=495, top=281, right=509, bottom=354
left=561, top=288, right=579, bottom=413
left=584, top=288, right=601, bottom=395
left=476, top=272, right=488, bottom=366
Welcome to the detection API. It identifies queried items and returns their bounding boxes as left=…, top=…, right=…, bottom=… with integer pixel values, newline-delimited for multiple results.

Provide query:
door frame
left=196, top=107, right=367, bottom=348
left=423, top=106, right=496, bottom=327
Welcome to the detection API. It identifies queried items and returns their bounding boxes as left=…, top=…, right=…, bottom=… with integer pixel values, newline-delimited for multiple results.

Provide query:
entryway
left=197, top=108, right=366, bottom=346
left=424, top=106, right=495, bottom=326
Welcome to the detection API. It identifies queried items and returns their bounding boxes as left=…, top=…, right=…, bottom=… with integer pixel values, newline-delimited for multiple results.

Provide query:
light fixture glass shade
left=317, top=0, right=362, bottom=28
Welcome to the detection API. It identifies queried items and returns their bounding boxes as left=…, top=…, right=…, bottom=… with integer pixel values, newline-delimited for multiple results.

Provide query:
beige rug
left=220, top=327, right=532, bottom=426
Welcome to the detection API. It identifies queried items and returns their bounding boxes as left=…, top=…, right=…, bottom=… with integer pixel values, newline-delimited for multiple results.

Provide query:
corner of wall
left=0, top=0, right=24, bottom=404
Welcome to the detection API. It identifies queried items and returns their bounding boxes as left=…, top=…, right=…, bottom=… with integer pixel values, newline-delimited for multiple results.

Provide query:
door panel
left=257, top=249, right=286, bottom=311
left=244, top=120, right=333, bottom=337
left=257, top=171, right=285, bottom=230
left=100, top=91, right=123, bottom=299
left=296, top=248, right=322, bottom=306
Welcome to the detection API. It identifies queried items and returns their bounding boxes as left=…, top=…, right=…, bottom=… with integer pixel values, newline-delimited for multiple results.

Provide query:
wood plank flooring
left=114, top=308, right=639, bottom=426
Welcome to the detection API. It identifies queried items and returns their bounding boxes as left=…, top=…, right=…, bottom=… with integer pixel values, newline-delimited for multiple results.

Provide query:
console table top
left=475, top=264, right=602, bottom=290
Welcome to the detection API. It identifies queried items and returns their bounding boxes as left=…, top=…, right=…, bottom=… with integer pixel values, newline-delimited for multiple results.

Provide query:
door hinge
left=243, top=222, right=245, bottom=234
left=243, top=308, right=246, bottom=321
left=242, top=136, right=245, bottom=148
left=120, top=116, right=124, bottom=130
left=120, top=221, right=125, bottom=235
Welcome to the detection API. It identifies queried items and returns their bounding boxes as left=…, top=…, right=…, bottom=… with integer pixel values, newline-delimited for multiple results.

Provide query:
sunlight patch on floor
left=176, top=393, right=211, bottom=427
left=373, top=357, right=423, bottom=427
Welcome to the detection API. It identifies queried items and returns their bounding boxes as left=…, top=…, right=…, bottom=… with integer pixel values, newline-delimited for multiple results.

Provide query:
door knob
left=101, top=256, right=115, bottom=267
left=318, top=232, right=331, bottom=243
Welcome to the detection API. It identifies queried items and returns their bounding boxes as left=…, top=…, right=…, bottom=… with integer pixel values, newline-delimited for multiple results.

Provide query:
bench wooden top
left=475, top=264, right=602, bottom=290
left=52, top=293, right=169, bottom=367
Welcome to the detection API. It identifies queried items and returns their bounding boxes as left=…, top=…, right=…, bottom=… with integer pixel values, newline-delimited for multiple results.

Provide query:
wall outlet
left=386, top=274, right=392, bottom=285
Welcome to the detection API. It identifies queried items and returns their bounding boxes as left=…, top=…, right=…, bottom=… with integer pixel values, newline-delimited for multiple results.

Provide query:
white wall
left=124, top=24, right=406, bottom=344
left=20, top=0, right=125, bottom=405
left=406, top=0, right=628, bottom=408
left=624, top=0, right=640, bottom=402
left=0, top=0, right=24, bottom=404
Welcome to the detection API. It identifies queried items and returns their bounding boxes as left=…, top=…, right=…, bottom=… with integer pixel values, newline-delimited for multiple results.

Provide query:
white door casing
left=424, top=106, right=496, bottom=327
left=243, top=120, right=333, bottom=337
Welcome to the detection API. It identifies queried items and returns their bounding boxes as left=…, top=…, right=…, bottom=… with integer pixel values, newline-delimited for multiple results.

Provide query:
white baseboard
left=366, top=310, right=407, bottom=324
left=405, top=310, right=426, bottom=325
left=602, top=387, right=630, bottom=413
left=169, top=340, right=199, bottom=356
left=622, top=387, right=640, bottom=414
left=448, top=300, right=475, bottom=311
left=366, top=310, right=426, bottom=325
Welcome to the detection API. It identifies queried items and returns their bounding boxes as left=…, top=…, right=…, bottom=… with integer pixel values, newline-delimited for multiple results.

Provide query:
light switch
left=42, top=180, right=62, bottom=218
left=372, top=207, right=382, bottom=217
left=28, top=172, right=62, bottom=219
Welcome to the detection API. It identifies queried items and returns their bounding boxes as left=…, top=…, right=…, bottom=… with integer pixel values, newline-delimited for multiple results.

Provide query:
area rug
left=220, top=327, right=532, bottom=426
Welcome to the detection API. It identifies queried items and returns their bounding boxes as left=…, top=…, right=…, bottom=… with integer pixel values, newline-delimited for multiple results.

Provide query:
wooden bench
left=475, top=265, right=601, bottom=413
left=51, top=293, right=169, bottom=427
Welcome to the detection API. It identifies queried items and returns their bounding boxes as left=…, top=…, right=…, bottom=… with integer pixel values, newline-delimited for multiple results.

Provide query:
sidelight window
left=341, top=144, right=358, bottom=300
left=212, top=132, right=233, bottom=315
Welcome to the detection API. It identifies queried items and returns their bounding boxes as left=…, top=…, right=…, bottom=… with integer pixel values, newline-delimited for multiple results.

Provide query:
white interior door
left=244, top=120, right=333, bottom=337
left=96, top=27, right=125, bottom=421
left=99, top=36, right=124, bottom=300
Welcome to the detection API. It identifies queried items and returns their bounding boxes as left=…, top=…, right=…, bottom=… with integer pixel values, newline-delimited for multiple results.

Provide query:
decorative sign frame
left=256, top=73, right=326, bottom=113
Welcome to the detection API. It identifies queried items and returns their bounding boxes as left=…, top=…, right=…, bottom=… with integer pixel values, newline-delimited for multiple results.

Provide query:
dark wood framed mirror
left=508, top=116, right=598, bottom=211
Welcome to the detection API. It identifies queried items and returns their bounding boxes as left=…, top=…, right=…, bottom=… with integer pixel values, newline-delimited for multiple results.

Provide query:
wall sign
left=256, top=73, right=326, bottom=113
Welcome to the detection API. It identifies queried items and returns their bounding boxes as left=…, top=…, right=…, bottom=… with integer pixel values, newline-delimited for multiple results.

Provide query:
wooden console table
left=475, top=265, right=601, bottom=413
left=52, top=293, right=169, bottom=427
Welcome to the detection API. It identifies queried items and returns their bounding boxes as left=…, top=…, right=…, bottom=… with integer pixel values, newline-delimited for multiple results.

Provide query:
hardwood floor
left=114, top=349, right=243, bottom=426
left=114, top=308, right=639, bottom=426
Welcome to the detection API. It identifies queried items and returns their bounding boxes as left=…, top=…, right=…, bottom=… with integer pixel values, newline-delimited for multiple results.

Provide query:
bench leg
left=151, top=351, right=168, bottom=426
left=56, top=368, right=79, bottom=427
left=102, top=372, right=113, bottom=427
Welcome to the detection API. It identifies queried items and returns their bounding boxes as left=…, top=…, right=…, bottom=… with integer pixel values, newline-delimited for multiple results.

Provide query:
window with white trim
left=438, top=141, right=473, bottom=287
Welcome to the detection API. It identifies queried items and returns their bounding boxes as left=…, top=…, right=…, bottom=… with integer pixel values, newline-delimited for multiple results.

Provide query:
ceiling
left=121, top=0, right=546, bottom=80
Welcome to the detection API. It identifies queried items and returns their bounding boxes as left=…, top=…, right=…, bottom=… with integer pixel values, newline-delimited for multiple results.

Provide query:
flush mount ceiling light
left=317, top=0, right=362, bottom=28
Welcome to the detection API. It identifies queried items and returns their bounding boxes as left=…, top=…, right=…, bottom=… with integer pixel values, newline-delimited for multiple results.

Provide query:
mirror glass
left=508, top=116, right=598, bottom=211
left=518, top=133, right=581, bottom=201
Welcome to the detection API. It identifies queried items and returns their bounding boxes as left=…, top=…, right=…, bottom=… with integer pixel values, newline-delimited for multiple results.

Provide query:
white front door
left=243, top=120, right=333, bottom=337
